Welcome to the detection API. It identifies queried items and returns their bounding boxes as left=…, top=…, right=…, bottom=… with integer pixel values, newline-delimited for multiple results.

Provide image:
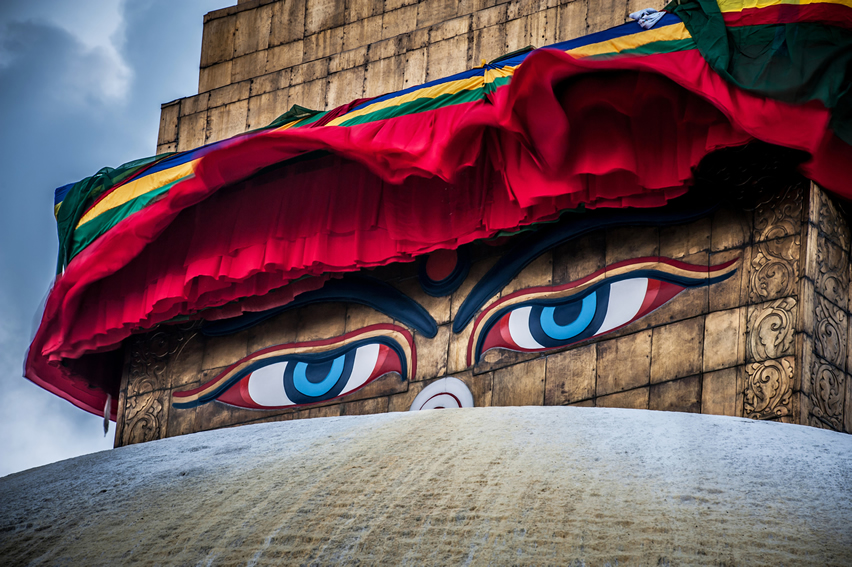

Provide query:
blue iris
left=292, top=355, right=346, bottom=397
left=539, top=291, right=597, bottom=340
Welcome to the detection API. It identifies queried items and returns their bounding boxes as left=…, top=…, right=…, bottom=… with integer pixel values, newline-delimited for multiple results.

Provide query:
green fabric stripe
left=56, top=154, right=170, bottom=272
left=584, top=37, right=697, bottom=60
left=334, top=88, right=484, bottom=127
left=671, top=0, right=852, bottom=144
left=69, top=175, right=189, bottom=260
left=293, top=110, right=330, bottom=128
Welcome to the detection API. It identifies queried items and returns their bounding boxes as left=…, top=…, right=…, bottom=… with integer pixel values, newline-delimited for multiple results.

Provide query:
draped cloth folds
left=26, top=46, right=852, bottom=419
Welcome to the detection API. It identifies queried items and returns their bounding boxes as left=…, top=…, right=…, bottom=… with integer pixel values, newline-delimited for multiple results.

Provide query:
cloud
left=0, top=0, right=225, bottom=476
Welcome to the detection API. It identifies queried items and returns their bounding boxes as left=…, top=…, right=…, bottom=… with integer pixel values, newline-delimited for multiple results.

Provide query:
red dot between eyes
left=425, top=249, right=458, bottom=282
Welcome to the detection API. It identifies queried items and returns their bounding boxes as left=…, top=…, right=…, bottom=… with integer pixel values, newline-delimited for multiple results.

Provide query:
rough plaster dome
left=2, top=407, right=851, bottom=565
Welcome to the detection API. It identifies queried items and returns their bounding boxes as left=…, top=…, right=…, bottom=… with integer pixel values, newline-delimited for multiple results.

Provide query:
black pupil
left=552, top=299, right=584, bottom=326
left=304, top=359, right=335, bottom=383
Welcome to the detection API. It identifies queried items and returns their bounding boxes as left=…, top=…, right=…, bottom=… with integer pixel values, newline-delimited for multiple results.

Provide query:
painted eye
left=481, top=278, right=683, bottom=355
left=216, top=343, right=399, bottom=409
left=172, top=324, right=414, bottom=410
left=468, top=257, right=738, bottom=364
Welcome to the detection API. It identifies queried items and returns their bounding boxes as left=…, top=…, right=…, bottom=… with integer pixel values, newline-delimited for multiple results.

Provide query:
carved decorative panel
left=808, top=360, right=845, bottom=431
left=744, top=357, right=794, bottom=420
left=753, top=184, right=803, bottom=242
left=119, top=325, right=198, bottom=446
left=126, top=326, right=196, bottom=397
left=815, top=239, right=850, bottom=309
left=746, top=297, right=796, bottom=362
left=749, top=237, right=800, bottom=303
left=814, top=295, right=847, bottom=369
left=816, top=189, right=851, bottom=250
left=123, top=389, right=169, bottom=445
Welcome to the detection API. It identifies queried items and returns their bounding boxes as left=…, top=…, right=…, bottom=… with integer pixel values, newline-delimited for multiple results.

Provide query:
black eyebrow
left=452, top=194, right=720, bottom=333
left=202, top=275, right=438, bottom=338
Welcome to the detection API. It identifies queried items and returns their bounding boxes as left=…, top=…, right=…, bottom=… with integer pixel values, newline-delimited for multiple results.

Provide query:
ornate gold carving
left=816, top=189, right=851, bottom=249
left=754, top=185, right=803, bottom=242
left=744, top=358, right=794, bottom=420
left=749, top=237, right=799, bottom=303
left=120, top=324, right=199, bottom=446
left=747, top=297, right=796, bottom=361
left=123, top=389, right=168, bottom=445
left=815, top=239, right=850, bottom=309
left=126, top=326, right=196, bottom=397
left=814, top=295, right=847, bottom=369
left=808, top=360, right=844, bottom=431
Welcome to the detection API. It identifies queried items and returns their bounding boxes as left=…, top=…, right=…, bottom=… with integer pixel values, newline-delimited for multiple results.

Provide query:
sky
left=0, top=0, right=227, bottom=477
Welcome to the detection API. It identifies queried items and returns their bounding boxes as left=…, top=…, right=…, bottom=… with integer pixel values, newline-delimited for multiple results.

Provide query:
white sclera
left=409, top=377, right=475, bottom=411
left=595, top=278, right=648, bottom=336
left=247, top=362, right=292, bottom=406
left=508, top=306, right=545, bottom=349
left=340, top=343, right=381, bottom=395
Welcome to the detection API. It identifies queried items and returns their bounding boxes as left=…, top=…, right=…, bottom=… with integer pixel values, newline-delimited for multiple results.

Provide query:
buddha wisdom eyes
left=173, top=325, right=414, bottom=410
left=468, top=257, right=738, bottom=364
left=172, top=256, right=737, bottom=412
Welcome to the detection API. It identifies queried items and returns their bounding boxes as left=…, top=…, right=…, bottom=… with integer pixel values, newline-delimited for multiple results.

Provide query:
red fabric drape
left=27, top=49, right=852, bottom=418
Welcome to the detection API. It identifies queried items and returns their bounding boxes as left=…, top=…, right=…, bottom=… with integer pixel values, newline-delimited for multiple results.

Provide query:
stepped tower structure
left=25, top=0, right=852, bottom=445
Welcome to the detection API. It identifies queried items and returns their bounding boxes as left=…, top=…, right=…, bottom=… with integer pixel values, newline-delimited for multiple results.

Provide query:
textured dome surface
left=2, top=407, right=851, bottom=565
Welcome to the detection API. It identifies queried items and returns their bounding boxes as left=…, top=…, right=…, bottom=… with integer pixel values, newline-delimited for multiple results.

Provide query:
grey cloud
left=0, top=1, right=226, bottom=476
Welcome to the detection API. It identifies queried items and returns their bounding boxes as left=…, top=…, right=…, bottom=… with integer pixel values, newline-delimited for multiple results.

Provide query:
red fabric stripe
left=722, top=3, right=852, bottom=28
left=27, top=48, right=852, bottom=418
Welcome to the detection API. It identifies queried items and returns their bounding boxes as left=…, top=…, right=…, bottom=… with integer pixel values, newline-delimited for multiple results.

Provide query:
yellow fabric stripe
left=565, top=22, right=692, bottom=59
left=326, top=76, right=485, bottom=126
left=717, top=0, right=852, bottom=12
left=273, top=118, right=305, bottom=131
left=77, top=159, right=197, bottom=227
left=484, top=65, right=517, bottom=85
left=54, top=202, right=62, bottom=219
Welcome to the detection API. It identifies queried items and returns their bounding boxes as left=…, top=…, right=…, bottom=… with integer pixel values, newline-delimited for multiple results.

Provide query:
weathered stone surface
left=557, top=0, right=588, bottom=41
left=711, top=206, right=751, bottom=251
left=234, top=4, right=272, bottom=57
left=295, top=303, right=347, bottom=341
left=596, top=331, right=651, bottom=396
left=327, top=65, right=366, bottom=107
left=414, top=325, right=450, bottom=381
left=382, top=5, right=418, bottom=39
left=708, top=248, right=749, bottom=312
left=426, top=35, right=470, bottom=81
left=476, top=347, right=540, bottom=374
left=270, top=0, right=306, bottom=46
left=341, top=395, right=389, bottom=415
left=266, top=41, right=304, bottom=72
left=552, top=232, right=606, bottom=285
left=246, top=88, right=289, bottom=129
left=502, top=251, right=552, bottom=295
left=606, top=226, right=659, bottom=265
left=649, top=375, right=700, bottom=413
left=595, top=387, right=649, bottom=409
left=199, top=61, right=233, bottom=92
left=205, top=99, right=249, bottom=143
left=207, top=81, right=251, bottom=108
left=202, top=331, right=248, bottom=371
left=701, top=367, right=741, bottom=417
left=176, top=111, right=208, bottom=152
left=659, top=217, right=711, bottom=259
left=544, top=343, right=595, bottom=405
left=650, top=317, right=704, bottom=384
left=200, top=15, right=236, bottom=68
left=157, top=101, right=179, bottom=146
left=305, top=0, right=346, bottom=36
left=492, top=357, right=546, bottom=406
left=703, top=308, right=745, bottom=372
